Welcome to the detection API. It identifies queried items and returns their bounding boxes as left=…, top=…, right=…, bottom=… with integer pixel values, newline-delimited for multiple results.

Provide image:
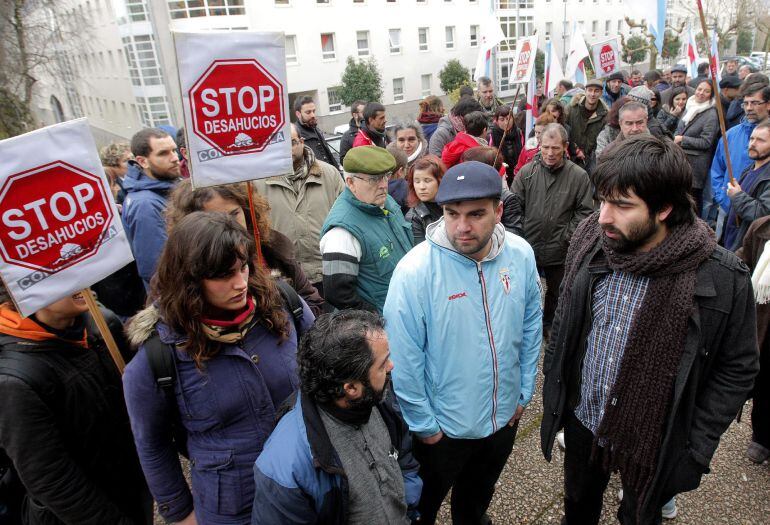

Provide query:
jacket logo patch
left=499, top=269, right=511, bottom=295
left=448, top=292, right=467, bottom=301
left=379, top=245, right=391, bottom=259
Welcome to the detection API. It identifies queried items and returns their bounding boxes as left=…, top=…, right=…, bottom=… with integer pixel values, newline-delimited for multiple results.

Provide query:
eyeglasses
left=352, top=173, right=389, bottom=185
left=742, top=100, right=767, bottom=108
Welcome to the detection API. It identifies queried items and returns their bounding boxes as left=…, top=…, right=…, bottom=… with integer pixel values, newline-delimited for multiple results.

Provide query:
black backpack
left=0, top=346, right=60, bottom=524
left=144, top=280, right=306, bottom=457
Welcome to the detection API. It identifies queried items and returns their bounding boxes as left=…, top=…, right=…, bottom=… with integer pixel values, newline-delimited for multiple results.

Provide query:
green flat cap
left=343, top=145, right=396, bottom=175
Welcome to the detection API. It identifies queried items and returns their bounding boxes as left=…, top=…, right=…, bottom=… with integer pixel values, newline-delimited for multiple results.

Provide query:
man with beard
left=353, top=102, right=390, bottom=149
left=541, top=135, right=758, bottom=525
left=384, top=162, right=542, bottom=524
left=320, top=146, right=413, bottom=313
left=294, top=96, right=340, bottom=170
left=660, top=65, right=695, bottom=107
left=122, top=128, right=181, bottom=289
left=340, top=99, right=366, bottom=164
left=710, top=84, right=770, bottom=227
left=252, top=310, right=421, bottom=525
left=477, top=76, right=506, bottom=125
left=602, top=71, right=629, bottom=108
left=253, top=124, right=344, bottom=296
left=722, top=120, right=770, bottom=251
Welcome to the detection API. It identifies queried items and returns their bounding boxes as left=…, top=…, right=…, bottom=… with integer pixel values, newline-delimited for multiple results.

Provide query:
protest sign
left=0, top=119, right=134, bottom=319
left=591, top=37, right=621, bottom=78
left=174, top=31, right=292, bottom=188
left=510, top=35, right=539, bottom=84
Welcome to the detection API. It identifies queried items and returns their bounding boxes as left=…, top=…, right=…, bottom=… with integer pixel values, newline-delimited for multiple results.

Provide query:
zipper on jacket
left=477, top=262, right=500, bottom=433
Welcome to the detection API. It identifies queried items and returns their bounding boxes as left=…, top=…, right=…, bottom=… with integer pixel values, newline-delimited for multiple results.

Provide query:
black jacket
left=490, top=125, right=523, bottom=182
left=406, top=201, right=443, bottom=245
left=339, top=117, right=360, bottom=165
left=541, top=241, right=758, bottom=519
left=0, top=309, right=150, bottom=525
left=726, top=161, right=770, bottom=251
left=296, top=122, right=340, bottom=170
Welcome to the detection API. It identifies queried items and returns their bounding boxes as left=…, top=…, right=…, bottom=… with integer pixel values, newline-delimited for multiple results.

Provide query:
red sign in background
left=515, top=41, right=533, bottom=81
left=189, top=59, right=285, bottom=156
left=600, top=44, right=616, bottom=74
left=0, top=161, right=113, bottom=273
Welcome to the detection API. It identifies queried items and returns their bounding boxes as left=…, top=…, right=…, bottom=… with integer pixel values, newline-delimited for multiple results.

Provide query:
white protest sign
left=174, top=31, right=292, bottom=188
left=591, top=37, right=622, bottom=78
left=510, top=35, right=539, bottom=84
left=0, top=119, right=134, bottom=317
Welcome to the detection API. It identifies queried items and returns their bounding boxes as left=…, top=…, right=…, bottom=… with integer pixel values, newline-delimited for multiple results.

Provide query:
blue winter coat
left=251, top=389, right=422, bottom=524
left=383, top=220, right=543, bottom=440
left=123, top=301, right=314, bottom=525
left=121, top=161, right=177, bottom=289
left=602, top=83, right=629, bottom=108
left=710, top=119, right=756, bottom=212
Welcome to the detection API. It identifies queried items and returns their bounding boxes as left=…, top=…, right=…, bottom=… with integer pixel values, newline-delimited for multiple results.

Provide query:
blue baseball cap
left=436, top=161, right=502, bottom=205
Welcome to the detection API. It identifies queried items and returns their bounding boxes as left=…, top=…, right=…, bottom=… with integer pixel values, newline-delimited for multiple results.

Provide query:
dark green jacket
left=565, top=96, right=609, bottom=173
left=321, top=189, right=413, bottom=312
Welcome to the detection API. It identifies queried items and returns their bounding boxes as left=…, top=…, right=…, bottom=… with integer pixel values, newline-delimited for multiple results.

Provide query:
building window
left=393, top=77, right=404, bottom=102
left=445, top=26, right=455, bottom=50
left=275, top=0, right=289, bottom=4
left=591, top=20, right=598, bottom=35
left=389, top=28, right=401, bottom=54
left=545, top=22, right=552, bottom=37
left=418, top=27, right=429, bottom=51
left=617, top=19, right=622, bottom=32
left=470, top=25, right=479, bottom=47
left=285, top=35, right=298, bottom=64
left=496, top=0, right=533, bottom=8
left=126, top=0, right=148, bottom=22
left=136, top=96, right=171, bottom=127
left=121, top=34, right=164, bottom=87
left=357, top=30, right=370, bottom=56
left=327, top=86, right=343, bottom=112
left=317, top=0, right=330, bottom=3
left=321, top=33, right=335, bottom=59
left=421, top=74, right=432, bottom=97
left=605, top=20, right=610, bottom=36
left=499, top=15, right=533, bottom=51
left=167, top=0, right=245, bottom=19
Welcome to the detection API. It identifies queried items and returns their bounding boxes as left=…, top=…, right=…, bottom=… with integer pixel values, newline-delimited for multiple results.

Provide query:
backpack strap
left=275, top=279, right=305, bottom=339
left=0, top=348, right=59, bottom=406
left=144, top=330, right=176, bottom=400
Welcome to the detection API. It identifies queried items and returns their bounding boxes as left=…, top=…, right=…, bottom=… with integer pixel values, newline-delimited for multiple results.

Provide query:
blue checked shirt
left=575, top=270, right=649, bottom=435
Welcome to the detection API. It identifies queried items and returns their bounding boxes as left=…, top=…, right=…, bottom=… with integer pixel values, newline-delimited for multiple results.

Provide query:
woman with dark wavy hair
left=166, top=179, right=325, bottom=316
left=123, top=212, right=314, bottom=525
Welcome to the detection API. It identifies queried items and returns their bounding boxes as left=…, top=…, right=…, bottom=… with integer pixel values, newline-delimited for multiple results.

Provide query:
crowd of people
left=0, top=59, right=767, bottom=525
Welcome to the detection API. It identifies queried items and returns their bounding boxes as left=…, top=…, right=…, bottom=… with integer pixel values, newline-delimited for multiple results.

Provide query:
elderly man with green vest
left=320, top=146, right=414, bottom=312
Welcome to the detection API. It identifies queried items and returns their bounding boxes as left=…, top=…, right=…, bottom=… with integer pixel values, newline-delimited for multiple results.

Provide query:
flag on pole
left=710, top=26, right=721, bottom=85
left=626, top=0, right=667, bottom=54
left=473, top=6, right=506, bottom=81
left=686, top=24, right=701, bottom=79
left=564, top=22, right=589, bottom=83
left=544, top=40, right=564, bottom=97
left=526, top=66, right=537, bottom=137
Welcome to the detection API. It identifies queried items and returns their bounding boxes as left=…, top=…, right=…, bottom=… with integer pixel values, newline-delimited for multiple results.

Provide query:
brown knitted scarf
left=561, top=211, right=716, bottom=510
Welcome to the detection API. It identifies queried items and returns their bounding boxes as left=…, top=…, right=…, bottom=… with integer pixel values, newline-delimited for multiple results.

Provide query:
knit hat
left=627, top=85, right=654, bottom=107
left=342, top=145, right=396, bottom=175
left=436, top=161, right=502, bottom=205
left=606, top=71, right=625, bottom=82
left=585, top=78, right=603, bottom=90
left=719, top=76, right=741, bottom=89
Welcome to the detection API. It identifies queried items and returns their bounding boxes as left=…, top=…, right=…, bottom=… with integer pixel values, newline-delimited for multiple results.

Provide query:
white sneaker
left=556, top=430, right=565, bottom=450
left=661, top=497, right=677, bottom=519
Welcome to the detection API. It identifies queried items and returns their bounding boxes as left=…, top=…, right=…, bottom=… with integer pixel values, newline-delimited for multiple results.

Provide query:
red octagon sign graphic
left=515, top=41, right=533, bottom=81
left=600, top=44, right=616, bottom=74
left=0, top=161, right=114, bottom=274
left=189, top=59, right=285, bottom=156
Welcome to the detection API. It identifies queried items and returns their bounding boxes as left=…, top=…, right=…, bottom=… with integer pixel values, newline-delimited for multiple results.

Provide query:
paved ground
left=434, top=367, right=770, bottom=525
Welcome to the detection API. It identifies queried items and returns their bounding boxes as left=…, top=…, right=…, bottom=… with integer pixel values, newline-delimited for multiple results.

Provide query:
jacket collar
left=340, top=187, right=398, bottom=217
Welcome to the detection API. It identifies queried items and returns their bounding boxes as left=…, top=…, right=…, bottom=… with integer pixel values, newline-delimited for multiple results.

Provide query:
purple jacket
left=123, top=301, right=313, bottom=525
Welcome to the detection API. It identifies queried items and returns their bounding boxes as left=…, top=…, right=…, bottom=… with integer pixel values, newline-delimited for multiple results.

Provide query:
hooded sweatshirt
left=441, top=132, right=487, bottom=169
left=121, top=161, right=177, bottom=289
left=383, top=219, right=542, bottom=439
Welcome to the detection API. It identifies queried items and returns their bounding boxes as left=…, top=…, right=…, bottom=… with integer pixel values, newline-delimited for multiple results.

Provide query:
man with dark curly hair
left=251, top=310, right=422, bottom=525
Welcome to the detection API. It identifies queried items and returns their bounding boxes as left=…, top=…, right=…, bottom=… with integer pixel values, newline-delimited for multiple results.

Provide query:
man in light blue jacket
left=383, top=161, right=543, bottom=525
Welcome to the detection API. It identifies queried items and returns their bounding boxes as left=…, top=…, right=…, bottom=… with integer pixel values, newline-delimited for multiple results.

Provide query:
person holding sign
left=123, top=212, right=314, bottom=525
left=0, top=287, right=151, bottom=525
